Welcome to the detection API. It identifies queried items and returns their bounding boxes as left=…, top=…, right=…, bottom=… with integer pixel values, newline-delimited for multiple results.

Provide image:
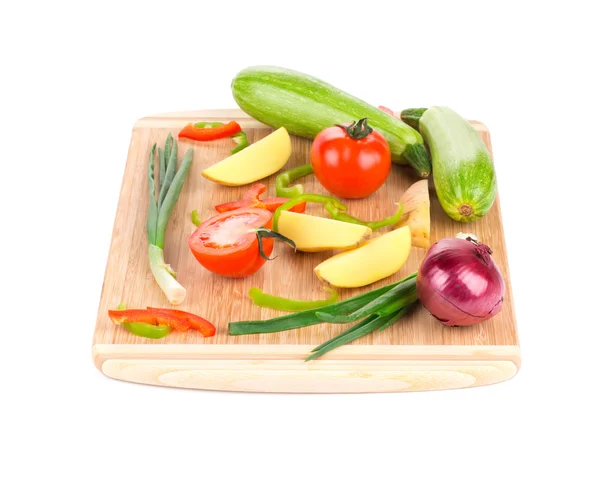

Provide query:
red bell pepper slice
left=261, top=197, right=306, bottom=213
left=378, top=105, right=396, bottom=117
left=179, top=121, right=242, bottom=142
left=146, top=307, right=216, bottom=337
left=108, top=308, right=216, bottom=337
left=108, top=309, right=191, bottom=332
left=214, top=183, right=306, bottom=214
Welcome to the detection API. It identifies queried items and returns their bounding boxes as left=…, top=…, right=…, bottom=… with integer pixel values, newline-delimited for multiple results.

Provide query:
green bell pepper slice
left=122, top=321, right=171, bottom=339
left=272, top=194, right=347, bottom=231
left=275, top=164, right=314, bottom=198
left=248, top=287, right=339, bottom=312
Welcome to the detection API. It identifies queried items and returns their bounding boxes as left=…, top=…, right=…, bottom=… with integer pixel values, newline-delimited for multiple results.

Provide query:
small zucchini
left=402, top=106, right=496, bottom=222
left=232, top=66, right=431, bottom=178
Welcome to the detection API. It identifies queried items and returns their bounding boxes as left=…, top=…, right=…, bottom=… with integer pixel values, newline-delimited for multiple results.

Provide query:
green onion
left=228, top=281, right=398, bottom=335
left=315, top=273, right=417, bottom=323
left=146, top=133, right=193, bottom=304
left=306, top=312, right=398, bottom=361
left=306, top=304, right=413, bottom=361
left=229, top=273, right=418, bottom=360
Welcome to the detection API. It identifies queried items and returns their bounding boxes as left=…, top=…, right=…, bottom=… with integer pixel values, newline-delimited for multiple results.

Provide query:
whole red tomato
left=311, top=119, right=391, bottom=199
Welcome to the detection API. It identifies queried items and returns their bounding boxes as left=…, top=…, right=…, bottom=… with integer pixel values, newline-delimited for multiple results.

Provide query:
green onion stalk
left=229, top=273, right=418, bottom=360
left=146, top=133, right=193, bottom=304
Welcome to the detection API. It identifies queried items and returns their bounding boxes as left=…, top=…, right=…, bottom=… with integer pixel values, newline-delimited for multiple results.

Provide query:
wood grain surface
left=92, top=109, right=520, bottom=392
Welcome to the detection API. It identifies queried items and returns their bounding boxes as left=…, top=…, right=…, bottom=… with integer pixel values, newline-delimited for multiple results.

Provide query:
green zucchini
left=231, top=66, right=431, bottom=178
left=402, top=106, right=496, bottom=222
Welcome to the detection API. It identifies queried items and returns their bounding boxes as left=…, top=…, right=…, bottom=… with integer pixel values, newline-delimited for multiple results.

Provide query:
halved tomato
left=188, top=208, right=275, bottom=278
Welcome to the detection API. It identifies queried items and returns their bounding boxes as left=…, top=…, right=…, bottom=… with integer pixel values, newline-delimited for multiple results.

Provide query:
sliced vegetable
left=272, top=193, right=347, bottom=231
left=109, top=308, right=191, bottom=332
left=230, top=273, right=418, bottom=360
left=122, top=321, right=171, bottom=339
left=188, top=208, right=294, bottom=278
left=146, top=134, right=193, bottom=304
left=405, top=106, right=497, bottom=222
left=113, top=303, right=172, bottom=339
left=179, top=121, right=248, bottom=155
left=311, top=118, right=391, bottom=199
left=147, top=307, right=216, bottom=336
left=417, top=237, right=505, bottom=326
left=215, top=183, right=306, bottom=214
left=229, top=280, right=402, bottom=335
left=314, top=226, right=412, bottom=288
left=179, top=121, right=242, bottom=141
left=395, top=180, right=430, bottom=248
left=325, top=203, right=404, bottom=230
left=202, top=127, right=292, bottom=186
left=230, top=131, right=249, bottom=154
left=277, top=210, right=372, bottom=252
left=248, top=287, right=339, bottom=312
left=109, top=307, right=216, bottom=337
left=191, top=209, right=202, bottom=227
left=231, top=65, right=431, bottom=177
left=275, top=164, right=314, bottom=198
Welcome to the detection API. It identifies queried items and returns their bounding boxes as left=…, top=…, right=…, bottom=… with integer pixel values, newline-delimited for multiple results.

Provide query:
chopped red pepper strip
left=378, top=105, right=396, bottom=117
left=214, top=183, right=306, bottom=214
left=108, top=309, right=191, bottom=332
left=146, top=307, right=216, bottom=337
left=108, top=308, right=216, bottom=336
left=178, top=121, right=242, bottom=142
left=261, top=197, right=306, bottom=213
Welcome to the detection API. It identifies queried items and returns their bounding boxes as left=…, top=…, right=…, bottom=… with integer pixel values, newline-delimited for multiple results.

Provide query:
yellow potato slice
left=202, top=127, right=291, bottom=186
left=314, top=226, right=411, bottom=288
left=278, top=211, right=372, bottom=252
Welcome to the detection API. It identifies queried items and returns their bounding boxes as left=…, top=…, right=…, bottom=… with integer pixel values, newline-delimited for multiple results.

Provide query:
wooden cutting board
left=92, top=109, right=520, bottom=393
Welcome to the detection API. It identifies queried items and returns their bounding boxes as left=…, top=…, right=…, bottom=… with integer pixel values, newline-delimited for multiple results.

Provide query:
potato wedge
left=314, top=227, right=411, bottom=288
left=277, top=211, right=372, bottom=252
left=202, top=127, right=291, bottom=186
left=395, top=179, right=430, bottom=248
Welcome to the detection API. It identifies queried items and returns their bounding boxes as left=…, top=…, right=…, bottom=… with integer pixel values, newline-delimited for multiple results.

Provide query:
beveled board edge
left=92, top=345, right=520, bottom=393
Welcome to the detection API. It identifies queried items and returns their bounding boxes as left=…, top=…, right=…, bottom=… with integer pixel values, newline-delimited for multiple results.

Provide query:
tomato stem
left=336, top=118, right=374, bottom=140
left=255, top=227, right=297, bottom=261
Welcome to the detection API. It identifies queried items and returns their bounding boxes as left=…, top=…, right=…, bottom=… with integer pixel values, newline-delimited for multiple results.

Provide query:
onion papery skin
left=417, top=238, right=505, bottom=326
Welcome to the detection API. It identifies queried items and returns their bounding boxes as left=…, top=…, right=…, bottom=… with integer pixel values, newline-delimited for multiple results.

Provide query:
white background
left=2, top=1, right=599, bottom=486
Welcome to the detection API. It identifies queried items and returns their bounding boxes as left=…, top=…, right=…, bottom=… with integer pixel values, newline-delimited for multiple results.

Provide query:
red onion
left=417, top=237, right=505, bottom=326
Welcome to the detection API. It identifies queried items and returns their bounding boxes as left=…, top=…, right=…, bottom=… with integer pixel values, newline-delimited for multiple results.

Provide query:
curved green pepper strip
left=193, top=122, right=248, bottom=155
left=325, top=203, right=404, bottom=230
left=122, top=321, right=171, bottom=339
left=231, top=131, right=248, bottom=154
left=193, top=122, right=224, bottom=129
left=248, top=287, right=339, bottom=312
left=191, top=209, right=202, bottom=227
left=275, top=164, right=314, bottom=198
left=273, top=194, right=347, bottom=231
left=115, top=303, right=171, bottom=339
